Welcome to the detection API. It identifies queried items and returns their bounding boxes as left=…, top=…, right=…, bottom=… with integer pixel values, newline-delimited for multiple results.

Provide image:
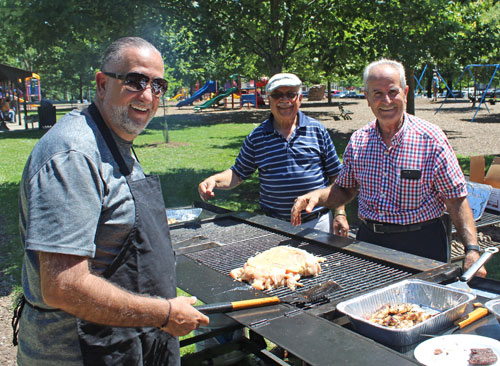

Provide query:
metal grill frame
left=173, top=210, right=462, bottom=366
left=173, top=211, right=458, bottom=313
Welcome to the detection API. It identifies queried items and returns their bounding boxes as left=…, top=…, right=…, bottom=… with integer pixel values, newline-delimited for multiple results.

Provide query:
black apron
left=76, top=104, right=179, bottom=366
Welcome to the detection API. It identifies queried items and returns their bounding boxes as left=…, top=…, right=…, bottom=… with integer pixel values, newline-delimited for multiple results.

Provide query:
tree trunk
left=406, top=68, right=415, bottom=115
left=268, top=0, right=283, bottom=75
left=327, top=80, right=332, bottom=104
left=79, top=75, right=83, bottom=103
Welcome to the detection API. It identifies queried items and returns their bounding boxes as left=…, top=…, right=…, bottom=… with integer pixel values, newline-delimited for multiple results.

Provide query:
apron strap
left=11, top=295, right=25, bottom=346
left=88, top=103, right=131, bottom=176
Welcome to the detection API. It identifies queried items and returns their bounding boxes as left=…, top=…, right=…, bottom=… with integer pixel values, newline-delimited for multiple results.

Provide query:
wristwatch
left=465, top=244, right=481, bottom=253
left=334, top=209, right=346, bottom=217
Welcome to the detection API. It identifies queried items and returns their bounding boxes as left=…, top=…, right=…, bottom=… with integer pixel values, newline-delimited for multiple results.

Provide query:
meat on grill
left=469, top=348, right=498, bottom=365
left=367, top=303, right=433, bottom=328
left=230, top=246, right=325, bottom=291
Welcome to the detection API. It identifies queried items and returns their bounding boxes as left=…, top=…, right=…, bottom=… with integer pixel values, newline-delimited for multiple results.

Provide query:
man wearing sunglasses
left=199, top=72, right=349, bottom=236
left=16, top=37, right=208, bottom=366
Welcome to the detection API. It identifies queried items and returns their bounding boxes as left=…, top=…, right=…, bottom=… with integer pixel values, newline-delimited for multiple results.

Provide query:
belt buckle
left=372, top=223, right=384, bottom=234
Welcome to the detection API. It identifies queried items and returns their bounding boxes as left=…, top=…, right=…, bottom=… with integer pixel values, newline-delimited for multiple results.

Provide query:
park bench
left=25, top=114, right=39, bottom=129
left=338, top=104, right=353, bottom=120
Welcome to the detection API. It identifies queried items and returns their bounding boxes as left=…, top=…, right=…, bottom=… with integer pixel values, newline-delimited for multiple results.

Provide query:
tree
left=162, top=0, right=345, bottom=77
left=1, top=0, right=168, bottom=101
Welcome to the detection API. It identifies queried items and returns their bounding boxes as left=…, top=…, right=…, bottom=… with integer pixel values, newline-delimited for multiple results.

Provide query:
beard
left=108, top=104, right=150, bottom=137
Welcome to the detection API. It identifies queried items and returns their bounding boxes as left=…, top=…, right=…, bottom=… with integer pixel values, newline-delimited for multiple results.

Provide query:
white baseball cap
left=265, top=73, right=302, bottom=93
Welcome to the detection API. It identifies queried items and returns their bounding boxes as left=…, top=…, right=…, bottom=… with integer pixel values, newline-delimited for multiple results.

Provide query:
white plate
left=414, top=334, right=500, bottom=366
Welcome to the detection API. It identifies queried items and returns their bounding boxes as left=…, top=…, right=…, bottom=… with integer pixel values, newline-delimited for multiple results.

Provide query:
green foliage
left=1, top=0, right=499, bottom=98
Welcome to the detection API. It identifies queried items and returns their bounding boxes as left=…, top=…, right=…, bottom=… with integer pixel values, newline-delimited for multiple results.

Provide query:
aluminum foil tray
left=166, top=208, right=202, bottom=223
left=336, top=279, right=476, bottom=347
left=485, top=298, right=500, bottom=323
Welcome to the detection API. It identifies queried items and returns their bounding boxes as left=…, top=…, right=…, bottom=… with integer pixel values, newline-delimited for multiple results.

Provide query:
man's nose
left=137, top=85, right=155, bottom=102
left=381, top=93, right=391, bottom=103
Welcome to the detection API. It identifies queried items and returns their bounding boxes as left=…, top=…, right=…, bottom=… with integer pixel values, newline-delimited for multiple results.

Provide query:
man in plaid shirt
left=291, top=59, right=485, bottom=276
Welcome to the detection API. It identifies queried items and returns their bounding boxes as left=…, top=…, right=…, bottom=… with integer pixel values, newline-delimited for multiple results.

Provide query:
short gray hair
left=363, top=59, right=406, bottom=90
left=101, top=37, right=159, bottom=71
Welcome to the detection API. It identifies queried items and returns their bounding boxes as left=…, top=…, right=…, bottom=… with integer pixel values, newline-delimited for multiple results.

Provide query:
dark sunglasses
left=270, top=91, right=299, bottom=100
left=103, top=72, right=168, bottom=97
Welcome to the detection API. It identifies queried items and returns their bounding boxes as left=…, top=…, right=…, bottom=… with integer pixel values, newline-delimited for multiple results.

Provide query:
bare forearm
left=40, top=252, right=168, bottom=328
left=325, top=184, right=358, bottom=209
left=211, top=169, right=242, bottom=190
left=68, top=274, right=167, bottom=327
left=445, top=196, right=486, bottom=276
left=328, top=176, right=347, bottom=212
left=198, top=169, right=243, bottom=201
left=445, top=197, right=477, bottom=246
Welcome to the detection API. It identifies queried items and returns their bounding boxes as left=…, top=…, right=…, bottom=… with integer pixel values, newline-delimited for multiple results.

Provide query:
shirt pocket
left=398, top=177, right=422, bottom=211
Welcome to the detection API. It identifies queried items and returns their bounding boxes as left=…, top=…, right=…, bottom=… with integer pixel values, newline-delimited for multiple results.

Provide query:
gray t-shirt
left=17, top=107, right=144, bottom=365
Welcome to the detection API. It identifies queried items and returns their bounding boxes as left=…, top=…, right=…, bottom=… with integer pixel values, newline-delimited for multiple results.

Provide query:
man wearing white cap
left=198, top=72, right=349, bottom=235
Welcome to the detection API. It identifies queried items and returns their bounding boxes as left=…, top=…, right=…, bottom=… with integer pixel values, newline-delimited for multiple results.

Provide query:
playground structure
left=176, top=74, right=267, bottom=110
left=194, top=86, right=239, bottom=111
left=0, top=63, right=35, bottom=126
left=237, top=76, right=266, bottom=109
left=169, top=88, right=188, bottom=101
left=435, top=64, right=499, bottom=122
left=414, top=65, right=455, bottom=99
left=24, top=73, right=42, bottom=104
left=176, top=81, right=217, bottom=107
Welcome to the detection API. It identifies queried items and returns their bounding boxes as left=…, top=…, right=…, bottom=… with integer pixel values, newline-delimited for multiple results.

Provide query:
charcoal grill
left=173, top=205, right=465, bottom=365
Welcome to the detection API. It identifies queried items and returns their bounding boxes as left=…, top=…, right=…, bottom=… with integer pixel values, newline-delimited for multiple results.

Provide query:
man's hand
left=464, top=250, right=487, bottom=278
left=198, top=178, right=216, bottom=201
left=162, top=296, right=210, bottom=337
left=334, top=215, right=349, bottom=237
left=291, top=192, right=320, bottom=226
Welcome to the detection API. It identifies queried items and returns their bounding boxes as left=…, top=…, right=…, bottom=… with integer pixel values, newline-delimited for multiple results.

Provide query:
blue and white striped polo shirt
left=231, top=111, right=342, bottom=220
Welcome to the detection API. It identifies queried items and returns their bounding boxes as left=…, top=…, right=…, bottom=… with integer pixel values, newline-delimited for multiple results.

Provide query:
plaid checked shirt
left=337, top=113, right=467, bottom=225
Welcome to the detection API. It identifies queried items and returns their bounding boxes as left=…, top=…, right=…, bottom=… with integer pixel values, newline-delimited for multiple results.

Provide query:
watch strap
left=335, top=209, right=346, bottom=217
left=465, top=244, right=481, bottom=253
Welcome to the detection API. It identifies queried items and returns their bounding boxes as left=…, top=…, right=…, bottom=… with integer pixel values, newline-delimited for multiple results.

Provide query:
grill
left=449, top=209, right=500, bottom=259
left=183, top=226, right=413, bottom=304
left=451, top=209, right=500, bottom=233
left=173, top=207, right=463, bottom=365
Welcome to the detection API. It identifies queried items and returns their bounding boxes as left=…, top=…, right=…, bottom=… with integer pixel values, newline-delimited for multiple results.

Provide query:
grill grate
left=451, top=209, right=500, bottom=233
left=184, top=226, right=413, bottom=303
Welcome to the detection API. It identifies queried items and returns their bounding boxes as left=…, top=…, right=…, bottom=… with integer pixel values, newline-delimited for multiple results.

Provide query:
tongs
left=195, top=280, right=341, bottom=314
left=447, top=247, right=499, bottom=292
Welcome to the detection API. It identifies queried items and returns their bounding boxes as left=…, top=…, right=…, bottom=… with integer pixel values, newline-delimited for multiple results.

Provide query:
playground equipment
left=414, top=65, right=454, bottom=99
left=194, top=86, right=239, bottom=110
left=176, top=81, right=216, bottom=107
left=25, top=73, right=41, bottom=103
left=238, top=76, right=267, bottom=108
left=177, top=75, right=267, bottom=110
left=169, top=88, right=188, bottom=101
left=435, top=64, right=499, bottom=122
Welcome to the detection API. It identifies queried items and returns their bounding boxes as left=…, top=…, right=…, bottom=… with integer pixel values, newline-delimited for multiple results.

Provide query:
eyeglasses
left=270, top=91, right=299, bottom=100
left=103, top=72, right=168, bottom=97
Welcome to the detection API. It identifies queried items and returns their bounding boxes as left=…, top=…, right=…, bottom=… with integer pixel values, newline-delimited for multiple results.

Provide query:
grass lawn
left=0, top=108, right=498, bottom=356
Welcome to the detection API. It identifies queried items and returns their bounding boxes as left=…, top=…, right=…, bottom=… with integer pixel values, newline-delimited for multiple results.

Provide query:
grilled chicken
left=368, top=303, right=433, bottom=329
left=230, top=246, right=325, bottom=290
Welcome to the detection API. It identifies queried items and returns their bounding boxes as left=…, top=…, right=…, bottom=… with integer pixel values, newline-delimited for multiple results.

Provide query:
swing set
left=435, top=64, right=499, bottom=122
left=414, top=65, right=455, bottom=99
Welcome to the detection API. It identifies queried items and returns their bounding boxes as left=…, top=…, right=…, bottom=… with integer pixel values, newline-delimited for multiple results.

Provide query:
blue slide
left=176, top=81, right=217, bottom=107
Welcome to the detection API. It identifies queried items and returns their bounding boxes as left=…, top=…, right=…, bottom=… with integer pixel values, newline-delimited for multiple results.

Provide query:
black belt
left=301, top=207, right=330, bottom=223
left=361, top=217, right=440, bottom=234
